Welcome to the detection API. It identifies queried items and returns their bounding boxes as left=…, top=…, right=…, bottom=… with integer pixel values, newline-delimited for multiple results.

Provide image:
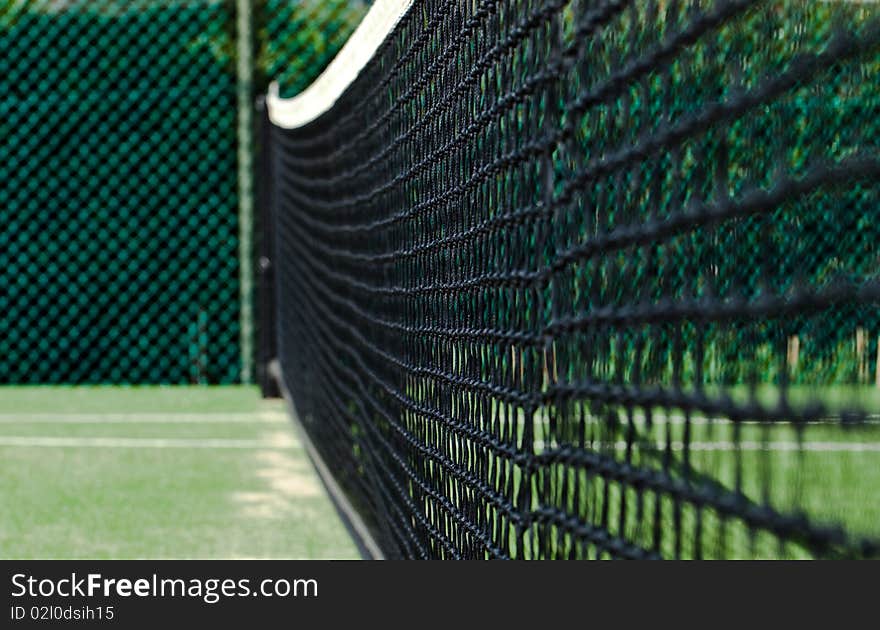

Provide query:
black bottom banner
left=0, top=560, right=871, bottom=627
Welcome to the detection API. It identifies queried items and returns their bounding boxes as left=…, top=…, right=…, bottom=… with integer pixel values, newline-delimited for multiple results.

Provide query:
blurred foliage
left=253, top=0, right=368, bottom=96
left=560, top=0, right=880, bottom=388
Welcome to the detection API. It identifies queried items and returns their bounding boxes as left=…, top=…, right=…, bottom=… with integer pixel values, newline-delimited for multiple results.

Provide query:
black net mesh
left=267, top=0, right=880, bottom=559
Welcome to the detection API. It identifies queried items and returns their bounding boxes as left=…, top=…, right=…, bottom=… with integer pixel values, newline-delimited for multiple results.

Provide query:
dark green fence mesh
left=0, top=0, right=240, bottom=383
left=0, top=0, right=364, bottom=384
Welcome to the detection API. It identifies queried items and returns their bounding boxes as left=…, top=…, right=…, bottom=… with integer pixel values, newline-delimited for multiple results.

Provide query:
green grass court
left=532, top=409, right=880, bottom=558
left=0, top=387, right=358, bottom=559
left=0, top=385, right=877, bottom=559
left=482, top=385, right=880, bottom=558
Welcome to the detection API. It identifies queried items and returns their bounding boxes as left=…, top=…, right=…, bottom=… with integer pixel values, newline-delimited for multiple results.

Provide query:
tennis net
left=262, top=0, right=880, bottom=559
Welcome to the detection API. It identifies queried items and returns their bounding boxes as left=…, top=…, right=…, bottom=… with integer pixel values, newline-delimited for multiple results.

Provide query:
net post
left=875, top=335, right=880, bottom=389
left=255, top=95, right=279, bottom=398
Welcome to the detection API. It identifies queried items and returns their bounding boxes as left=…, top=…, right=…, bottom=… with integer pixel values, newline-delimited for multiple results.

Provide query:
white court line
left=524, top=414, right=880, bottom=426
left=682, top=441, right=880, bottom=452
left=0, top=436, right=295, bottom=449
left=615, top=415, right=880, bottom=425
left=0, top=413, right=287, bottom=424
left=534, top=440, right=880, bottom=452
left=1, top=435, right=872, bottom=452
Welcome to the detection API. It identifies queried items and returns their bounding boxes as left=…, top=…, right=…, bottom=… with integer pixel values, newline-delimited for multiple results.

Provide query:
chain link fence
left=0, top=0, right=366, bottom=383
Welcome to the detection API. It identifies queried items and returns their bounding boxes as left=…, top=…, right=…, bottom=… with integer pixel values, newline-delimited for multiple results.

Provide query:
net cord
left=267, top=0, right=413, bottom=129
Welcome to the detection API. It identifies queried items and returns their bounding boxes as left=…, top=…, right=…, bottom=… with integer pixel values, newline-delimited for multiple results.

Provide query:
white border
left=267, top=0, right=413, bottom=129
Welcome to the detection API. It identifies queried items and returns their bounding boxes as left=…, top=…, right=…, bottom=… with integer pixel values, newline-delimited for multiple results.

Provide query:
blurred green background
left=0, top=0, right=368, bottom=385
